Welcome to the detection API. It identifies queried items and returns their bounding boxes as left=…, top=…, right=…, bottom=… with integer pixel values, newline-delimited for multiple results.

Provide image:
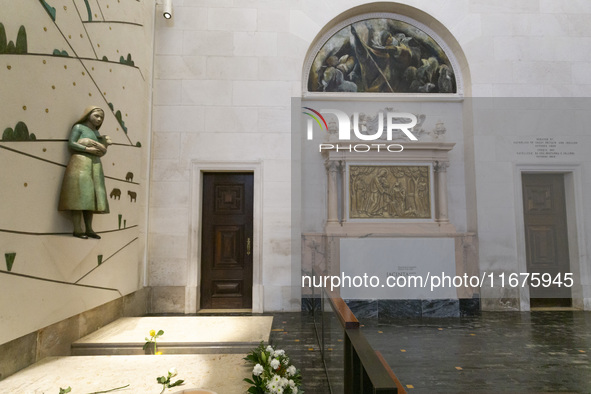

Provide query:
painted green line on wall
left=0, top=270, right=122, bottom=296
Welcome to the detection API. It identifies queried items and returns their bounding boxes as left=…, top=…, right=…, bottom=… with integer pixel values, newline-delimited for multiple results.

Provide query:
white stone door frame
left=513, top=164, right=587, bottom=311
left=186, top=160, right=264, bottom=313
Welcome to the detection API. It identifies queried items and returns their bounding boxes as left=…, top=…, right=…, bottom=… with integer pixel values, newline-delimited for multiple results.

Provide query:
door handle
left=247, top=237, right=251, bottom=256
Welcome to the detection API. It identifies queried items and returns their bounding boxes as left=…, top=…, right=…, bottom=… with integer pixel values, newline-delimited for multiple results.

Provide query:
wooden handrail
left=324, top=289, right=360, bottom=329
left=346, top=329, right=400, bottom=392
left=321, top=289, right=399, bottom=393
left=376, top=351, right=407, bottom=394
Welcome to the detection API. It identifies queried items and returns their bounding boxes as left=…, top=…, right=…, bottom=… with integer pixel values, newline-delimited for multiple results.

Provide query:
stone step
left=72, top=342, right=263, bottom=355
left=71, top=315, right=273, bottom=356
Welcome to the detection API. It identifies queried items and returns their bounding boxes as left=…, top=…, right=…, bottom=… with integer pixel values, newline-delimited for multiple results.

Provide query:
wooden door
left=201, top=173, right=253, bottom=309
left=522, top=173, right=571, bottom=307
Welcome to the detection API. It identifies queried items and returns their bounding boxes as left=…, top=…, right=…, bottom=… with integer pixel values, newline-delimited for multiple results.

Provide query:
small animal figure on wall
left=110, top=188, right=121, bottom=199
left=128, top=190, right=137, bottom=202
left=126, top=171, right=134, bottom=182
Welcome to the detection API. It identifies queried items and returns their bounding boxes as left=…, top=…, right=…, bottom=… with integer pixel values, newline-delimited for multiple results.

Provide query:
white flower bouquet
left=244, top=342, right=303, bottom=394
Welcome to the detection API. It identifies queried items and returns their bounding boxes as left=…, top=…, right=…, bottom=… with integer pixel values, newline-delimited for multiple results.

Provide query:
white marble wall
left=150, top=0, right=591, bottom=312
left=151, top=2, right=296, bottom=312
left=473, top=99, right=591, bottom=310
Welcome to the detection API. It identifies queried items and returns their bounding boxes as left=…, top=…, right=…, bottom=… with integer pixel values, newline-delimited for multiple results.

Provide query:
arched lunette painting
left=308, top=18, right=456, bottom=93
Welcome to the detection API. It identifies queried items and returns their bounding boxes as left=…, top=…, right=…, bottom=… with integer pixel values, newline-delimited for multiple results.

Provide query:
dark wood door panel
left=214, top=225, right=244, bottom=269
left=526, top=225, right=557, bottom=267
left=524, top=185, right=555, bottom=214
left=215, top=184, right=246, bottom=214
left=522, top=173, right=571, bottom=302
left=201, top=173, right=253, bottom=309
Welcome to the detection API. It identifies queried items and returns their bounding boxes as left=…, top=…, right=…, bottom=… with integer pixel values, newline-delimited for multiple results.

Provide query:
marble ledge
left=324, top=222, right=471, bottom=237
left=340, top=298, right=481, bottom=320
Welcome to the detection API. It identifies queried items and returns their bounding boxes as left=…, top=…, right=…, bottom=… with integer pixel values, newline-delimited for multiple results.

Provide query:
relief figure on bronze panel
left=366, top=169, right=389, bottom=216
left=350, top=168, right=368, bottom=216
left=387, top=181, right=405, bottom=217
left=417, top=175, right=430, bottom=217
left=403, top=167, right=418, bottom=215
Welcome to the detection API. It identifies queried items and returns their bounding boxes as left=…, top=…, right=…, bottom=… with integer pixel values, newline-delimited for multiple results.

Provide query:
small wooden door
left=201, top=173, right=253, bottom=309
left=522, top=173, right=571, bottom=307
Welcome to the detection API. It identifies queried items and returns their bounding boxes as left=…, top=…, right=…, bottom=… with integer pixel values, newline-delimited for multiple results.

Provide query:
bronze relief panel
left=349, top=165, right=431, bottom=219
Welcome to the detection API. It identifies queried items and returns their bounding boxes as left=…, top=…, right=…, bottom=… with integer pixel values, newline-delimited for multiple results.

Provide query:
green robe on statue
left=58, top=124, right=110, bottom=213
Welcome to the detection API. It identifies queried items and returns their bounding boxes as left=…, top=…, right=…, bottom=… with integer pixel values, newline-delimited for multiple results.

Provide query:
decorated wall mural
left=349, top=165, right=431, bottom=219
left=0, top=0, right=153, bottom=345
left=308, top=18, right=456, bottom=93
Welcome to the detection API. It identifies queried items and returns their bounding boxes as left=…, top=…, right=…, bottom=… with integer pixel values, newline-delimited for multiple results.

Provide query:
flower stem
left=88, top=384, right=130, bottom=393
left=160, top=384, right=166, bottom=394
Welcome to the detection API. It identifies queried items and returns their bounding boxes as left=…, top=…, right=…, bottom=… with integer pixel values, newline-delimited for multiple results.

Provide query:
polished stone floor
left=359, top=311, right=591, bottom=393
left=207, top=310, right=591, bottom=393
